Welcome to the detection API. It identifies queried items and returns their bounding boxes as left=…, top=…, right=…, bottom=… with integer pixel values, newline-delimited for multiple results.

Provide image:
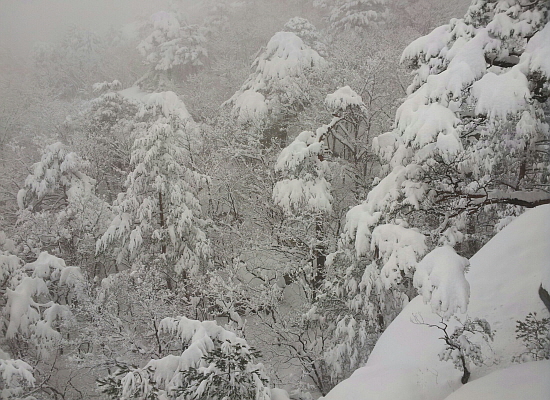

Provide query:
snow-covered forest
left=0, top=0, right=549, bottom=399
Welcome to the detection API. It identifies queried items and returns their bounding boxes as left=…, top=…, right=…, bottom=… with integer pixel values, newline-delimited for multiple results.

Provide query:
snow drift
left=322, top=205, right=550, bottom=400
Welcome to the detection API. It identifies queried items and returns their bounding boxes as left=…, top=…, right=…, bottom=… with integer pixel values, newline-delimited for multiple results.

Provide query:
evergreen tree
left=225, top=19, right=327, bottom=143
left=314, top=0, right=389, bottom=31
left=97, top=93, right=211, bottom=288
left=137, top=10, right=209, bottom=90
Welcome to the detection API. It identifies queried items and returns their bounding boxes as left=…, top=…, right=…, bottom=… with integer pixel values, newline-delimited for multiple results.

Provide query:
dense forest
left=1, top=0, right=549, bottom=399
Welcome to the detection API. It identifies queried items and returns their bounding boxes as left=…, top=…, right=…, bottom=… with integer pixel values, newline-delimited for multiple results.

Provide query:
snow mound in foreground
left=444, top=360, right=550, bottom=400
left=322, top=205, right=550, bottom=400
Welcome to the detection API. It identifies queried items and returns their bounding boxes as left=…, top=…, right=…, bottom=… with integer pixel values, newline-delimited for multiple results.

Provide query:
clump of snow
left=470, top=66, right=530, bottom=120
left=0, top=357, right=35, bottom=398
left=232, top=90, right=269, bottom=123
left=273, top=130, right=332, bottom=214
left=325, top=86, right=364, bottom=112
left=401, top=25, right=451, bottom=64
left=25, top=251, right=66, bottom=280
left=371, top=224, right=427, bottom=289
left=92, top=80, right=122, bottom=93
left=519, top=23, right=550, bottom=79
left=258, top=32, right=325, bottom=80
left=413, top=246, right=470, bottom=319
left=119, top=86, right=192, bottom=121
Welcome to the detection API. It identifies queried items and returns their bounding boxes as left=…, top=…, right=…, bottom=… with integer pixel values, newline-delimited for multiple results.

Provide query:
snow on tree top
left=232, top=89, right=268, bottom=123
left=119, top=86, right=192, bottom=121
left=284, top=17, right=319, bottom=39
left=273, top=129, right=332, bottom=214
left=254, top=31, right=326, bottom=84
left=275, top=130, right=322, bottom=171
left=401, top=24, right=451, bottom=65
left=325, top=86, right=364, bottom=112
left=149, top=11, right=182, bottom=40
left=226, top=29, right=326, bottom=123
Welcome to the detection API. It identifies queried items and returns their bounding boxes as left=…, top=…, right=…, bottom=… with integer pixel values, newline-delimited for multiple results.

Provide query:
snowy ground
left=322, top=205, right=550, bottom=400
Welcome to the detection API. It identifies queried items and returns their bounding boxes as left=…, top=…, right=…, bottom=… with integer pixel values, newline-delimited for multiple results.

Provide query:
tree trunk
left=158, top=191, right=172, bottom=290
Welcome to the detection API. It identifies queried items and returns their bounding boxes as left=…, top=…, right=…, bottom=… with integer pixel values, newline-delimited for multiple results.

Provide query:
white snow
left=273, top=130, right=332, bottom=214
left=519, top=22, right=550, bottom=79
left=119, top=86, right=192, bottom=121
left=232, top=89, right=269, bottom=123
left=443, top=360, right=550, bottom=400
left=371, top=224, right=427, bottom=289
left=322, top=205, right=550, bottom=400
left=401, top=25, right=450, bottom=64
left=471, top=66, right=530, bottom=120
left=256, top=31, right=326, bottom=82
left=325, top=86, right=364, bottom=111
left=413, top=245, right=470, bottom=319
left=226, top=30, right=326, bottom=122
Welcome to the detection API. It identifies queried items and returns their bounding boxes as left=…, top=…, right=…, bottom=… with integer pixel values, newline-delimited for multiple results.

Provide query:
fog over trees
left=1, top=1, right=549, bottom=399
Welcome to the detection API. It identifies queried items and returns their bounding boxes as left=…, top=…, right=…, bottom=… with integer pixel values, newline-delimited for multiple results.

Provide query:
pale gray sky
left=0, top=0, right=172, bottom=56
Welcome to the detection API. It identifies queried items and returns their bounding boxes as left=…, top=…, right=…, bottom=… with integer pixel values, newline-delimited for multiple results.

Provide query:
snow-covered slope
left=443, top=360, right=550, bottom=400
left=322, top=205, right=550, bottom=400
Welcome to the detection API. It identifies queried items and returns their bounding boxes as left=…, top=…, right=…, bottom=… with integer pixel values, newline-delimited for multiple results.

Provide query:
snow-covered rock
left=322, top=205, right=550, bottom=400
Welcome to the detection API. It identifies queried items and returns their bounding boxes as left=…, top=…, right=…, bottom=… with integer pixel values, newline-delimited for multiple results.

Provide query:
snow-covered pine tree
left=324, top=86, right=374, bottom=197
left=363, top=0, right=550, bottom=252
left=273, top=126, right=333, bottom=299
left=268, top=118, right=345, bottom=395
left=96, top=91, right=211, bottom=289
left=15, top=142, right=108, bottom=267
left=314, top=0, right=389, bottom=31
left=137, top=10, right=208, bottom=90
left=17, top=142, right=95, bottom=213
left=98, top=316, right=273, bottom=400
left=74, top=88, right=137, bottom=202
left=283, top=17, right=328, bottom=57
left=225, top=19, right=327, bottom=143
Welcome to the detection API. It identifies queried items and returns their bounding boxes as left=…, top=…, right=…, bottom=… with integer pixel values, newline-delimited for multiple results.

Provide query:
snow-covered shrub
left=177, top=340, right=270, bottom=400
left=413, top=314, right=494, bottom=384
left=513, top=312, right=550, bottom=363
left=413, top=245, right=470, bottom=320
